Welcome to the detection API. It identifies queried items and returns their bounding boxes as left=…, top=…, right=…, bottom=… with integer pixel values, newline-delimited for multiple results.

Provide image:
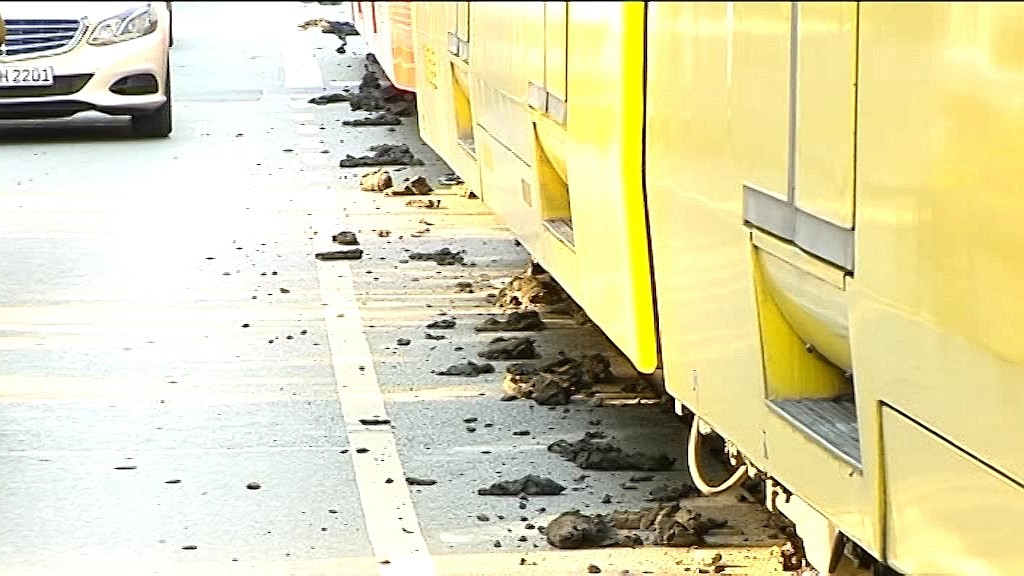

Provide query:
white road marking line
left=299, top=154, right=334, bottom=169
left=283, top=31, right=325, bottom=90
left=296, top=125, right=323, bottom=137
left=315, top=235, right=436, bottom=576
left=285, top=23, right=434, bottom=574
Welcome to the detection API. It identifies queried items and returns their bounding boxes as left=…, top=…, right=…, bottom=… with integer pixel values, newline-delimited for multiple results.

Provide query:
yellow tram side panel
left=645, top=0, right=782, bottom=438
left=852, top=3, right=1024, bottom=573
left=410, top=2, right=480, bottom=195
left=470, top=1, right=658, bottom=374
left=462, top=0, right=543, bottom=237
left=644, top=1, right=877, bottom=559
left=384, top=2, right=415, bottom=92
left=351, top=4, right=383, bottom=64
left=351, top=2, right=415, bottom=92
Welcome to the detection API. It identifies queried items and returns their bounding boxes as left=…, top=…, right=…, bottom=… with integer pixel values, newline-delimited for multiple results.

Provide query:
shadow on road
left=0, top=115, right=136, bottom=143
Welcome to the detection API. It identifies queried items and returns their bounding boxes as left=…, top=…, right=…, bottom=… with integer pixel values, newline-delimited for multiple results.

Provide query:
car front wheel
left=131, top=69, right=172, bottom=138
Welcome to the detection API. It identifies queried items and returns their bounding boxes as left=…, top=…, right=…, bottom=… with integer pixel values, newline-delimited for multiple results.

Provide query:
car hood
left=0, top=2, right=152, bottom=21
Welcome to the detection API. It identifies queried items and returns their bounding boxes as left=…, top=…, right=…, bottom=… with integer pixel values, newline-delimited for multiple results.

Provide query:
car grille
left=0, top=19, right=85, bottom=60
left=0, top=74, right=92, bottom=98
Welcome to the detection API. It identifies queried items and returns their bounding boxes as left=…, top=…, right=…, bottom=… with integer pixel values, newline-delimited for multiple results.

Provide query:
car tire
left=131, top=70, right=172, bottom=138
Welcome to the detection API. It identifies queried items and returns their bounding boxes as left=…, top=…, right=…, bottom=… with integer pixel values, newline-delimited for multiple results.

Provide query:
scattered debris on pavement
left=348, top=71, right=386, bottom=112
left=339, top=143, right=423, bottom=168
left=542, top=510, right=615, bottom=549
left=358, top=417, right=391, bottom=426
left=495, top=264, right=592, bottom=323
left=308, top=92, right=351, bottom=106
left=383, top=175, right=433, bottom=196
left=337, top=65, right=416, bottom=117
left=406, top=198, right=441, bottom=209
left=387, top=99, right=416, bottom=118
left=360, top=167, right=392, bottom=191
left=494, top=265, right=569, bottom=309
left=477, top=474, right=566, bottom=496
left=297, top=18, right=359, bottom=53
left=543, top=501, right=730, bottom=550
left=647, top=483, right=700, bottom=502
left=425, top=318, right=456, bottom=330
left=475, top=310, right=546, bottom=332
left=478, top=336, right=539, bottom=360
left=343, top=111, right=402, bottom=126
left=406, top=477, right=438, bottom=486
left=408, top=247, right=466, bottom=266
left=500, top=352, right=613, bottom=405
left=433, top=361, right=495, bottom=377
left=520, top=373, right=582, bottom=406
left=315, top=248, right=363, bottom=261
left=332, top=231, right=359, bottom=245
left=548, top=432, right=676, bottom=471
left=437, top=172, right=464, bottom=186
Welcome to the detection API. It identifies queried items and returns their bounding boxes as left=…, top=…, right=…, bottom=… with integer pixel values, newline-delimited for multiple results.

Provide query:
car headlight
left=88, top=5, right=158, bottom=46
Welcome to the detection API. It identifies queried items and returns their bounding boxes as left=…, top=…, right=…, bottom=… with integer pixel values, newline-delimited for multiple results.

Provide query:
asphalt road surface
left=0, top=3, right=796, bottom=575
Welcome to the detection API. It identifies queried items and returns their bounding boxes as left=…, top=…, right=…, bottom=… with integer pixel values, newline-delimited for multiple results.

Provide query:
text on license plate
left=0, top=66, right=55, bottom=87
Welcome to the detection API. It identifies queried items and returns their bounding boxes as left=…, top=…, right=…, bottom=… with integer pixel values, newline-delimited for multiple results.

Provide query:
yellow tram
left=355, top=3, right=1024, bottom=574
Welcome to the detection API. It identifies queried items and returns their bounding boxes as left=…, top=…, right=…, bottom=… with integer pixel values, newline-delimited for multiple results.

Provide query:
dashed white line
left=283, top=31, right=325, bottom=90
left=282, top=29, right=435, bottom=574
left=314, top=224, right=436, bottom=576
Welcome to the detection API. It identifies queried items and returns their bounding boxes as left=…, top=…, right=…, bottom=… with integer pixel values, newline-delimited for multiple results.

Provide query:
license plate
left=0, top=66, right=55, bottom=87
